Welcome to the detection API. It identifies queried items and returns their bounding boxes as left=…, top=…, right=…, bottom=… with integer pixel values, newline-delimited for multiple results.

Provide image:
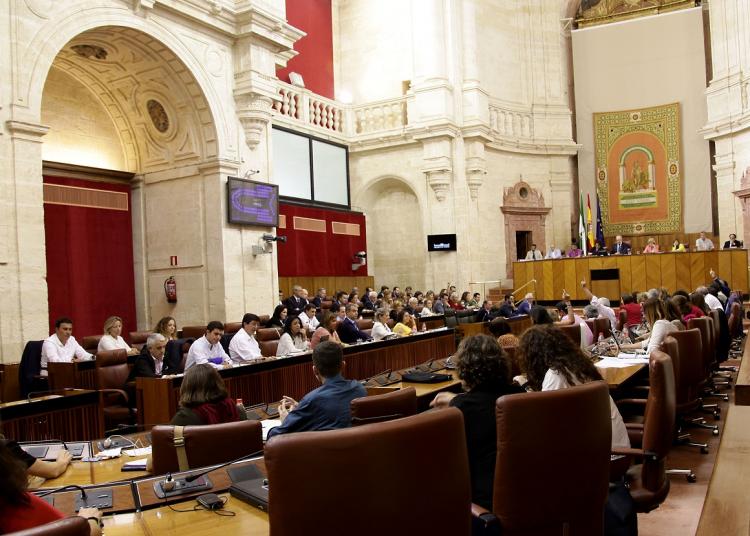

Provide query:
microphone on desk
left=36, top=484, right=114, bottom=510
left=27, top=388, right=82, bottom=402
left=154, top=449, right=263, bottom=499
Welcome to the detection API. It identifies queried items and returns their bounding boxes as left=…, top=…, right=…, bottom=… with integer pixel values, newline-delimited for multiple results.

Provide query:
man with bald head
left=610, top=235, right=630, bottom=255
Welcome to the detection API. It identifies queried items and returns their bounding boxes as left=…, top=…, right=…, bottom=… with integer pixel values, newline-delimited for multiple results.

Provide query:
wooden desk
left=733, top=338, right=750, bottom=406
left=513, top=250, right=748, bottom=302
left=0, top=390, right=103, bottom=441
left=47, top=360, right=98, bottom=391
left=137, top=329, right=456, bottom=426
left=0, top=362, right=21, bottom=402
left=455, top=315, right=533, bottom=340
left=696, top=404, right=750, bottom=535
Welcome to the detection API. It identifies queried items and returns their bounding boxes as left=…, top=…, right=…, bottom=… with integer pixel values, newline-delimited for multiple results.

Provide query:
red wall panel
left=43, top=176, right=137, bottom=340
left=277, top=203, right=367, bottom=277
left=277, top=0, right=334, bottom=99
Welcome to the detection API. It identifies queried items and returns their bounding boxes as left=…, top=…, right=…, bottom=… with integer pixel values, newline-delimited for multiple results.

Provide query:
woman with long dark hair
left=170, top=364, right=247, bottom=425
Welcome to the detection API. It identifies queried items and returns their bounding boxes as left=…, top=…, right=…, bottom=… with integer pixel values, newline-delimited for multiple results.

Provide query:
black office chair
left=18, top=340, right=47, bottom=398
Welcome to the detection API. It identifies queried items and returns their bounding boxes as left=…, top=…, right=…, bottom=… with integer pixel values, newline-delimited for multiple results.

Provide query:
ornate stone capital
left=425, top=169, right=452, bottom=202
left=235, top=94, right=273, bottom=149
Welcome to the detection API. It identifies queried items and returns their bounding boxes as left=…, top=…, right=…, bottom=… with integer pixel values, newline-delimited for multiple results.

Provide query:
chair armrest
left=99, top=388, right=129, bottom=404
left=471, top=503, right=500, bottom=534
left=617, top=398, right=647, bottom=406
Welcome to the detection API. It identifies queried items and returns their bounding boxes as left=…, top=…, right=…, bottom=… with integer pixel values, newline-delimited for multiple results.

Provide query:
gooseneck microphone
left=37, top=484, right=87, bottom=499
left=154, top=449, right=263, bottom=499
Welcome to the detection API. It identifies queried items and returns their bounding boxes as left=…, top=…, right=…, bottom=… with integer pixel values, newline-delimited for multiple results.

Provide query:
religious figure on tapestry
left=593, top=103, right=682, bottom=235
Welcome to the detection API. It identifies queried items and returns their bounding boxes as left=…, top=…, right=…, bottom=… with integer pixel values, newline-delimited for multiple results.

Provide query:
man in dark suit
left=610, top=235, right=631, bottom=255
left=475, top=300, right=494, bottom=322
left=312, top=288, right=327, bottom=308
left=723, top=233, right=743, bottom=249
left=127, top=333, right=173, bottom=381
left=361, top=291, right=377, bottom=312
left=285, top=285, right=308, bottom=316
left=336, top=304, right=371, bottom=343
left=498, top=295, right=515, bottom=318
left=266, top=342, right=366, bottom=438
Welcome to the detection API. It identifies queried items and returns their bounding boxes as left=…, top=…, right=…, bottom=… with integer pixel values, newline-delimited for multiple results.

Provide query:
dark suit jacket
left=285, top=296, right=308, bottom=316
left=475, top=308, right=493, bottom=323
left=336, top=317, right=370, bottom=344
left=724, top=240, right=743, bottom=249
left=127, top=348, right=175, bottom=382
left=610, top=242, right=631, bottom=255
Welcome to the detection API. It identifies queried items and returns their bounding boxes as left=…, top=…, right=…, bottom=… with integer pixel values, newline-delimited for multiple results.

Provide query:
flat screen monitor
left=427, top=233, right=457, bottom=252
left=227, top=177, right=279, bottom=227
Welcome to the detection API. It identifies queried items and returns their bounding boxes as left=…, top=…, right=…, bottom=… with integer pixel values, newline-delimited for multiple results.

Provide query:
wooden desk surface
left=734, top=337, right=750, bottom=406
left=696, top=404, right=750, bottom=535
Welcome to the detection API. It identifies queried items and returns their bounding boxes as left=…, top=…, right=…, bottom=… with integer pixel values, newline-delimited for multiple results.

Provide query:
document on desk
left=261, top=419, right=282, bottom=441
left=596, top=355, right=649, bottom=368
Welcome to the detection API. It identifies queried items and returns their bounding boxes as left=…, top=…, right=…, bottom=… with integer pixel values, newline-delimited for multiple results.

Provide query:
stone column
left=714, top=147, right=742, bottom=237
left=0, top=120, right=49, bottom=360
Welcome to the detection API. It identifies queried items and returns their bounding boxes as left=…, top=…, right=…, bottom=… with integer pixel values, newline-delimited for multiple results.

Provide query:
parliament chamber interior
left=2, top=0, right=750, bottom=534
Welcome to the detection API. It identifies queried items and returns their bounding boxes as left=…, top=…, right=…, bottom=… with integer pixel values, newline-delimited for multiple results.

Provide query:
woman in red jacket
left=0, top=442, right=102, bottom=534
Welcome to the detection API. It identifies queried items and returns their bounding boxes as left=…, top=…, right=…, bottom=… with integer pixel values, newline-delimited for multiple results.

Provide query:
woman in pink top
left=642, top=237, right=660, bottom=254
left=310, top=311, right=342, bottom=349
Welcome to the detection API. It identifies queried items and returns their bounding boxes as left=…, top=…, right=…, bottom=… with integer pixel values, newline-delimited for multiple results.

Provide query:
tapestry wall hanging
left=593, top=102, right=682, bottom=235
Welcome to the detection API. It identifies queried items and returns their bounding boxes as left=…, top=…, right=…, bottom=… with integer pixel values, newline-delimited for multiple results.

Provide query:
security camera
left=355, top=251, right=366, bottom=259
left=262, top=234, right=288, bottom=243
left=276, top=235, right=287, bottom=243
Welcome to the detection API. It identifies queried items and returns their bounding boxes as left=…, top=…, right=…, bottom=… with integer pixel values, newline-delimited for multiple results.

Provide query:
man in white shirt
left=524, top=244, right=543, bottom=261
left=697, top=286, right=723, bottom=311
left=580, top=280, right=617, bottom=330
left=40, top=317, right=93, bottom=376
left=185, top=321, right=230, bottom=370
left=229, top=313, right=262, bottom=361
left=545, top=245, right=562, bottom=259
left=695, top=231, right=714, bottom=251
left=298, top=303, right=320, bottom=335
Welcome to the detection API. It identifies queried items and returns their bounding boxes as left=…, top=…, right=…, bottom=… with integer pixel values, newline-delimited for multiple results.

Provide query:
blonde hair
left=103, top=316, right=123, bottom=336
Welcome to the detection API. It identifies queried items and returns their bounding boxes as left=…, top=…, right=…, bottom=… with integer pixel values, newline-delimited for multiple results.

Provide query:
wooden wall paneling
left=689, top=252, right=706, bottom=290
left=630, top=255, right=646, bottom=293
left=552, top=262, right=566, bottom=303
left=562, top=259, right=579, bottom=301
left=659, top=254, right=676, bottom=293
left=616, top=257, right=632, bottom=295
left=731, top=250, right=749, bottom=291
left=717, top=253, right=733, bottom=288
left=514, top=262, right=531, bottom=294
left=575, top=257, right=591, bottom=301
left=674, top=253, right=691, bottom=292
left=644, top=255, right=662, bottom=290
left=534, top=261, right=548, bottom=300
left=0, top=363, right=20, bottom=402
left=703, top=252, right=719, bottom=288
left=541, top=260, right=555, bottom=301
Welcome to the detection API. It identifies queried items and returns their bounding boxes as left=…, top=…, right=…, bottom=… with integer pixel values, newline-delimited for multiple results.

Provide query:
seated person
left=695, top=231, right=714, bottom=251
left=184, top=321, right=230, bottom=370
left=170, top=364, right=247, bottom=425
left=592, top=240, right=608, bottom=256
left=284, top=285, right=308, bottom=317
left=127, top=333, right=172, bottom=381
left=40, top=317, right=93, bottom=376
left=1, top=437, right=72, bottom=480
left=524, top=244, right=543, bottom=260
left=610, top=235, right=631, bottom=255
left=642, top=237, right=660, bottom=254
left=515, top=325, right=630, bottom=449
left=392, top=310, right=418, bottom=336
left=475, top=300, right=494, bottom=323
left=488, top=317, right=519, bottom=348
left=298, top=303, right=320, bottom=335
left=421, top=299, right=435, bottom=316
left=619, top=298, right=677, bottom=354
left=430, top=335, right=524, bottom=510
left=567, top=240, right=583, bottom=258
left=723, top=233, right=743, bottom=249
left=361, top=291, right=378, bottom=311
left=498, top=294, right=515, bottom=318
left=516, top=293, right=534, bottom=316
left=267, top=305, right=287, bottom=329
left=276, top=316, right=310, bottom=356
left=671, top=239, right=686, bottom=252
left=432, top=294, right=449, bottom=314
left=98, top=315, right=138, bottom=355
left=228, top=313, right=262, bottom=361
left=389, top=300, right=405, bottom=321
left=556, top=304, right=594, bottom=346
left=370, top=308, right=394, bottom=341
left=154, top=316, right=178, bottom=340
left=0, top=442, right=102, bottom=535
left=266, top=342, right=367, bottom=438
left=311, top=311, right=342, bottom=349
left=530, top=305, right=553, bottom=325
left=619, top=294, right=643, bottom=327
left=336, top=304, right=371, bottom=344
left=312, top=287, right=327, bottom=308
left=580, top=280, right=616, bottom=329
left=545, top=244, right=562, bottom=259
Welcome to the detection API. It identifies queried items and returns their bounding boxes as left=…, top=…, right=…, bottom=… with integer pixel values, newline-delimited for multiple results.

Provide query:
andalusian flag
left=579, top=193, right=587, bottom=255
left=586, top=194, right=595, bottom=249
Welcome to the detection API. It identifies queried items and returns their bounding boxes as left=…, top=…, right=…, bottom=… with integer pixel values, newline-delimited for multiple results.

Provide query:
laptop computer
left=228, top=464, right=269, bottom=512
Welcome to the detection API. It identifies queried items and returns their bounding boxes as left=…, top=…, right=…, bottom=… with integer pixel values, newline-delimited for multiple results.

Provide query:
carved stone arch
left=501, top=181, right=551, bottom=278
left=21, top=6, right=229, bottom=163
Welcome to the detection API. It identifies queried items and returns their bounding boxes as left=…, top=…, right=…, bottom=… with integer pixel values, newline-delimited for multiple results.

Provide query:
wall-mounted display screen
left=427, top=233, right=457, bottom=252
left=227, top=177, right=279, bottom=227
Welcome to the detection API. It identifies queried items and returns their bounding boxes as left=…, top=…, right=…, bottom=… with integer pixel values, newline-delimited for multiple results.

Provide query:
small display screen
left=427, top=234, right=457, bottom=252
left=227, top=177, right=279, bottom=227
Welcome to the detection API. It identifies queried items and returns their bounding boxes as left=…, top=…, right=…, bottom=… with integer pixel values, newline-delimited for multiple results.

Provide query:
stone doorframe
left=501, top=181, right=551, bottom=279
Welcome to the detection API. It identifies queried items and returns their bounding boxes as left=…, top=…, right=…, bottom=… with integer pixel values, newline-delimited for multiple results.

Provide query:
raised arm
left=580, top=280, right=594, bottom=301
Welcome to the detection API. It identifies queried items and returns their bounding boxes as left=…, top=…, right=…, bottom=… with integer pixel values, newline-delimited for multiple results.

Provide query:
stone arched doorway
left=501, top=181, right=551, bottom=279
